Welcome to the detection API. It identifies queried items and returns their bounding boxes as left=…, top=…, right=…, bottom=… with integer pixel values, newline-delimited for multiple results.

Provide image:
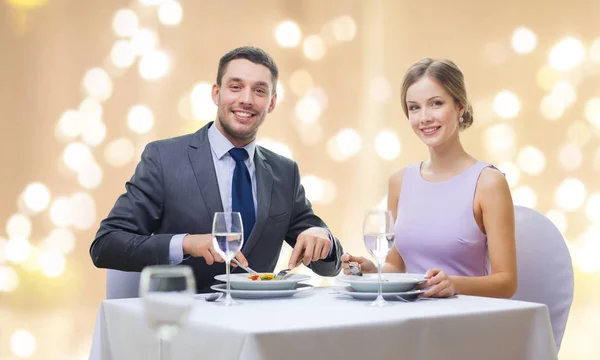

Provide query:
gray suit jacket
left=90, top=122, right=342, bottom=292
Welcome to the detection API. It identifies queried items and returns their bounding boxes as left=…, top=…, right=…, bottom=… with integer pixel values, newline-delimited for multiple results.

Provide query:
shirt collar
left=208, top=122, right=256, bottom=161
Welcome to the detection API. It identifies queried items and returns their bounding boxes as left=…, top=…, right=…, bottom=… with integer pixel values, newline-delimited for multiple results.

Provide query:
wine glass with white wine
left=363, top=210, right=396, bottom=307
left=139, top=265, right=196, bottom=360
left=212, top=211, right=244, bottom=306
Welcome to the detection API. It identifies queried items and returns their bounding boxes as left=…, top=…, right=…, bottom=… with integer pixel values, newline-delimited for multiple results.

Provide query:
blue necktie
left=229, top=148, right=255, bottom=243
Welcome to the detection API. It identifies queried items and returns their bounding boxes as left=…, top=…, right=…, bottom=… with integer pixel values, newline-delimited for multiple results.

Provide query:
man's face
left=212, top=59, right=277, bottom=146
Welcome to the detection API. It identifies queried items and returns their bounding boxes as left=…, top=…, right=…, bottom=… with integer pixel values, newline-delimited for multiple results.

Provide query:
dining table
left=89, top=281, right=558, bottom=360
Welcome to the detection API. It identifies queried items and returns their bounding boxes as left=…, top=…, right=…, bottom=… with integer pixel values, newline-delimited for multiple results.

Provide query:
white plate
left=214, top=273, right=311, bottom=290
left=337, top=273, right=426, bottom=293
left=336, top=286, right=425, bottom=301
left=210, top=283, right=314, bottom=299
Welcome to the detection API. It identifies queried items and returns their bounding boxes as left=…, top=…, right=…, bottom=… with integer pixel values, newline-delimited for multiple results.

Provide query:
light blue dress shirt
left=168, top=123, right=333, bottom=264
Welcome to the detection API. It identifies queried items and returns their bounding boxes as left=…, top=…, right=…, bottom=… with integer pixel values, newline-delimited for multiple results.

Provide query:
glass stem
left=159, top=338, right=170, bottom=360
left=378, top=261, right=383, bottom=299
left=226, top=259, right=231, bottom=299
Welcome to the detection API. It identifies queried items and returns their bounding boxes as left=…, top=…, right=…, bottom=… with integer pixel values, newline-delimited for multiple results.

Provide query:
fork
left=232, top=258, right=259, bottom=275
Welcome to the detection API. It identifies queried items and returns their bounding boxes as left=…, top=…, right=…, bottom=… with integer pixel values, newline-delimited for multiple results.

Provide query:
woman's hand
left=419, top=268, right=456, bottom=298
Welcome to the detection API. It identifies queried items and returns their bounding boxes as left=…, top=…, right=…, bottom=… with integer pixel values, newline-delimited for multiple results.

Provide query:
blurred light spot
left=294, top=122, right=323, bottom=146
left=498, top=162, right=520, bottom=187
left=493, top=91, right=520, bottom=119
left=158, top=0, right=182, bottom=26
left=55, top=110, right=83, bottom=140
left=586, top=194, right=600, bottom=224
left=536, top=65, right=559, bottom=91
left=575, top=226, right=600, bottom=272
left=110, top=40, right=136, bottom=69
left=257, top=138, right=293, bottom=159
left=303, top=35, right=326, bottom=61
left=275, top=20, right=301, bottom=48
left=295, top=96, right=322, bottom=124
left=77, top=162, right=103, bottom=189
left=551, top=81, right=577, bottom=107
left=516, top=146, right=546, bottom=176
left=276, top=82, right=285, bottom=103
left=540, top=93, right=565, bottom=120
left=139, top=49, right=170, bottom=80
left=81, top=120, right=107, bottom=147
left=301, top=175, right=325, bottom=203
left=191, top=82, right=217, bottom=121
left=131, top=28, right=158, bottom=56
left=49, top=196, right=72, bottom=228
left=512, top=185, right=537, bottom=208
left=140, top=0, right=166, bottom=5
left=6, top=237, right=31, bottom=264
left=546, top=209, right=568, bottom=234
left=594, top=147, right=600, bottom=173
left=0, top=236, right=7, bottom=264
left=584, top=97, right=600, bottom=129
left=327, top=128, right=361, bottom=162
left=0, top=265, right=18, bottom=292
left=62, top=142, right=93, bottom=172
left=79, top=98, right=103, bottom=122
left=558, top=142, right=583, bottom=171
left=82, top=68, right=113, bottom=102
left=42, top=228, right=76, bottom=255
left=590, top=38, right=600, bottom=63
left=549, top=37, right=585, bottom=71
left=554, top=178, right=587, bottom=212
left=10, top=330, right=36, bottom=358
left=511, top=27, right=537, bottom=54
left=39, top=251, right=65, bottom=277
left=105, top=138, right=135, bottom=167
left=482, top=124, right=516, bottom=156
left=112, top=9, right=138, bottom=37
left=374, top=130, right=401, bottom=160
left=6, top=213, right=31, bottom=239
left=331, top=15, right=357, bottom=42
left=128, top=104, right=154, bottom=134
left=289, top=69, right=313, bottom=97
left=22, top=182, right=50, bottom=214
left=306, top=87, right=328, bottom=109
left=70, top=192, right=96, bottom=231
left=567, top=121, right=591, bottom=146
left=368, top=77, right=392, bottom=103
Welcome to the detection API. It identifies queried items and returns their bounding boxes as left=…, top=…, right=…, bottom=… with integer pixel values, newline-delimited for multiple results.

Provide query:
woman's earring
left=459, top=116, right=464, bottom=123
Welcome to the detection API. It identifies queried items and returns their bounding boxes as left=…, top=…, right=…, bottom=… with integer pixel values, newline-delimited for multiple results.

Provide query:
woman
left=342, top=58, right=517, bottom=298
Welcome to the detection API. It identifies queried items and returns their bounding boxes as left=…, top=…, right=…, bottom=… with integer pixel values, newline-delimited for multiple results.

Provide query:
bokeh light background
left=1, top=0, right=599, bottom=359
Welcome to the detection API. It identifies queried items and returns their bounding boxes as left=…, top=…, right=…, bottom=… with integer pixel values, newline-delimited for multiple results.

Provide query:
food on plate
left=248, top=273, right=276, bottom=281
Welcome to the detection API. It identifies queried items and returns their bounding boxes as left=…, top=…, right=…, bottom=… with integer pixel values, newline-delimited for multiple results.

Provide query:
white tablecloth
left=90, top=286, right=557, bottom=360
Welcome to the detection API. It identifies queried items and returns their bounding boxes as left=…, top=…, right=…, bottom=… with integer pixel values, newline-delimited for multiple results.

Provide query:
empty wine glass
left=363, top=210, right=395, bottom=307
left=139, top=265, right=196, bottom=360
left=212, top=211, right=244, bottom=306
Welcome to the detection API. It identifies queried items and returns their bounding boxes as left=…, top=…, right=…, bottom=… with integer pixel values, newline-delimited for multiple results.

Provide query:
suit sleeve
left=284, top=162, right=343, bottom=276
left=90, top=142, right=175, bottom=271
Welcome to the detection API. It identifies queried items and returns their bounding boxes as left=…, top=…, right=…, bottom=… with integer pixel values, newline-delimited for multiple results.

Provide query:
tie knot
left=229, top=148, right=249, bottom=162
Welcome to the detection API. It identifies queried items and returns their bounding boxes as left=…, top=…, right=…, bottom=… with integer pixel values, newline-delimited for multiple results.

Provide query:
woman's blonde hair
left=400, top=58, right=473, bottom=130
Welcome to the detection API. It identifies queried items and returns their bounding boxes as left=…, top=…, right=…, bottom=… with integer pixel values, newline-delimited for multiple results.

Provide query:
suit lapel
left=242, top=146, right=273, bottom=256
left=188, top=123, right=224, bottom=217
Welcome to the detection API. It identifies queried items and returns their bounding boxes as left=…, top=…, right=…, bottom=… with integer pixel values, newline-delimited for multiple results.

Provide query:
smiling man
left=90, top=46, right=343, bottom=293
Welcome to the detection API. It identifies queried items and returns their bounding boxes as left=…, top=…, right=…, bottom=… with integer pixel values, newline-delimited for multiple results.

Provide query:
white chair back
left=511, top=205, right=574, bottom=351
left=106, top=269, right=141, bottom=299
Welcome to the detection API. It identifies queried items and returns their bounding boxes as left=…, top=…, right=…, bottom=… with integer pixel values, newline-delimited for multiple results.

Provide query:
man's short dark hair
left=216, top=46, right=279, bottom=93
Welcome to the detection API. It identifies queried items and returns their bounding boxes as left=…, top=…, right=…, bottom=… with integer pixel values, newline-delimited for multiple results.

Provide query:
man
left=90, top=46, right=343, bottom=292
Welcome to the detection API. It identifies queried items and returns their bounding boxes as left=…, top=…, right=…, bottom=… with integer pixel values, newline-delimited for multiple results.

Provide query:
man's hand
left=182, top=234, right=248, bottom=266
left=288, top=227, right=332, bottom=269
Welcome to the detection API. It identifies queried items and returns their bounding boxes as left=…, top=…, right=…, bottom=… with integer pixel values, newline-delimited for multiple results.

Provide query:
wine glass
left=212, top=211, right=244, bottom=306
left=139, top=265, right=196, bottom=360
left=363, top=210, right=395, bottom=307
